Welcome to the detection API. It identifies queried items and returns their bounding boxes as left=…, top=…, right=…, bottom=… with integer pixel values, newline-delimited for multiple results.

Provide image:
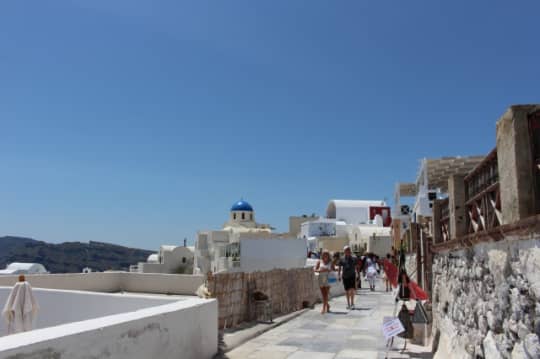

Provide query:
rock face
left=432, top=237, right=540, bottom=358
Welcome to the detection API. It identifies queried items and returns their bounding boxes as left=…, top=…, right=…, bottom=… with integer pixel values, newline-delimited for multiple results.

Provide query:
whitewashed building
left=302, top=199, right=393, bottom=256
left=194, top=200, right=306, bottom=274
left=132, top=244, right=194, bottom=274
left=0, top=263, right=48, bottom=275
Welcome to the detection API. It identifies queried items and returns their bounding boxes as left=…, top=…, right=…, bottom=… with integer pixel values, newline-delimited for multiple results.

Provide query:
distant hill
left=0, top=236, right=154, bottom=273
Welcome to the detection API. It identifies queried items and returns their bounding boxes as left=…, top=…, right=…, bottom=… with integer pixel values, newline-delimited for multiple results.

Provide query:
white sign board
left=382, top=317, right=405, bottom=340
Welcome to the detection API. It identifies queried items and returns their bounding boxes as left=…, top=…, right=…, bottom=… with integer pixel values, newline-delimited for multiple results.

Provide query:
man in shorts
left=338, top=246, right=357, bottom=310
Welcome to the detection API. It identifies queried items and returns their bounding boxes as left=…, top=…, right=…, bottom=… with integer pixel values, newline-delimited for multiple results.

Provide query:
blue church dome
left=231, top=200, right=253, bottom=212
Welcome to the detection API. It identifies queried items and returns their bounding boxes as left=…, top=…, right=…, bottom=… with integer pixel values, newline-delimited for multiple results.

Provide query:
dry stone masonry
left=432, top=235, right=540, bottom=358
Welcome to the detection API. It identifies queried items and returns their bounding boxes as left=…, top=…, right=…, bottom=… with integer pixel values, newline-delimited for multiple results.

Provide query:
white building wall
left=239, top=239, right=307, bottom=272
left=300, top=221, right=336, bottom=238
left=120, top=273, right=203, bottom=295
left=139, top=247, right=194, bottom=274
left=0, top=272, right=204, bottom=296
left=336, top=206, right=369, bottom=225
left=0, top=297, right=218, bottom=359
left=368, top=235, right=393, bottom=257
left=326, top=200, right=386, bottom=225
left=0, top=287, right=177, bottom=337
left=335, top=222, right=350, bottom=237
left=138, top=263, right=168, bottom=273
left=195, top=231, right=231, bottom=274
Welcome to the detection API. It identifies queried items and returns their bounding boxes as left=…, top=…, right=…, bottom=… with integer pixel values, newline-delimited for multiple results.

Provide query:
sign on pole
left=382, top=317, right=405, bottom=340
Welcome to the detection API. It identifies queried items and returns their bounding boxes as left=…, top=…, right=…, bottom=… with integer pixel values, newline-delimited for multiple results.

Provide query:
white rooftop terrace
left=0, top=273, right=217, bottom=359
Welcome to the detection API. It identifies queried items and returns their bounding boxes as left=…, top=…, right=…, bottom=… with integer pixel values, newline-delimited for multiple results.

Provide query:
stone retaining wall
left=208, top=268, right=317, bottom=329
left=432, top=235, right=540, bottom=358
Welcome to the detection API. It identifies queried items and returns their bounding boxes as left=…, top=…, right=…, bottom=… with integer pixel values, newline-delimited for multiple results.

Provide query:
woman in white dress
left=365, top=254, right=378, bottom=291
left=314, top=250, right=335, bottom=314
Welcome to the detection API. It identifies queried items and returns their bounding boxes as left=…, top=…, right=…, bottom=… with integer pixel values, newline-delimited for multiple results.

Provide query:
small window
left=233, top=213, right=236, bottom=220
left=242, top=212, right=245, bottom=220
left=182, top=257, right=186, bottom=264
left=250, top=213, right=253, bottom=220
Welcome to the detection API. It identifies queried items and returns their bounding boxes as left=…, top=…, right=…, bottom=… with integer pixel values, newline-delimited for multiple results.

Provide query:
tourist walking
left=314, top=250, right=334, bottom=314
left=365, top=254, right=378, bottom=291
left=338, top=246, right=357, bottom=309
left=332, top=252, right=340, bottom=267
left=397, top=269, right=412, bottom=300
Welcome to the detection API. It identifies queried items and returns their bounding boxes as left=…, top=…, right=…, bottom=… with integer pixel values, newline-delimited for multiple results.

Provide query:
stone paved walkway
left=219, top=281, right=432, bottom=359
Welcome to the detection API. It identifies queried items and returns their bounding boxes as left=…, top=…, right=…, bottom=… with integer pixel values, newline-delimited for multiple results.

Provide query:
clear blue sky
left=1, top=1, right=539, bottom=250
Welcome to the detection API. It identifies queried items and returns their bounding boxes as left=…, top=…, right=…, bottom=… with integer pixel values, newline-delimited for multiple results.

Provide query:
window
left=233, top=213, right=236, bottom=220
left=250, top=213, right=253, bottom=220
left=182, top=257, right=186, bottom=264
left=242, top=212, right=245, bottom=220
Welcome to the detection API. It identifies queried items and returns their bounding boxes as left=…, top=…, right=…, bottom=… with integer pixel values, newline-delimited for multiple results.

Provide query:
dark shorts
left=343, top=275, right=356, bottom=291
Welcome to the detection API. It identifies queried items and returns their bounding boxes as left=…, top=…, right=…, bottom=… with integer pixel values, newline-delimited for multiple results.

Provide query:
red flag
left=382, top=259, right=398, bottom=288
left=409, top=280, right=429, bottom=301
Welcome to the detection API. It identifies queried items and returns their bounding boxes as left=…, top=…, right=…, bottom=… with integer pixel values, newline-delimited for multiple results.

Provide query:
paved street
left=220, top=281, right=432, bottom=359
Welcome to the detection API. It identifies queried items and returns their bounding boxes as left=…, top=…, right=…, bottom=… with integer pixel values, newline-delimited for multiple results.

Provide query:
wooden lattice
left=208, top=268, right=317, bottom=329
left=464, top=149, right=501, bottom=234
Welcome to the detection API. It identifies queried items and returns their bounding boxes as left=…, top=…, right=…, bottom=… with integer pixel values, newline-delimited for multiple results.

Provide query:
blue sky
left=1, top=1, right=539, bottom=250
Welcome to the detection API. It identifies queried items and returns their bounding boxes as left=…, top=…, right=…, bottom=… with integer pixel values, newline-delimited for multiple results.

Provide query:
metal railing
left=464, top=148, right=501, bottom=234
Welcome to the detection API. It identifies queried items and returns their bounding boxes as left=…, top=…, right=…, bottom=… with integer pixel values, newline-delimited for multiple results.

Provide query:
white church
left=194, top=200, right=306, bottom=274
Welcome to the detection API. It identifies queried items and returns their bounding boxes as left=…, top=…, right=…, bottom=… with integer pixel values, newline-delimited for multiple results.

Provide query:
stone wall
left=432, top=236, right=540, bottom=358
left=208, top=268, right=318, bottom=329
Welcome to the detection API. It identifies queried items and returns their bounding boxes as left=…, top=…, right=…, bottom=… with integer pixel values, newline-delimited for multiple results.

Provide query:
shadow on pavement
left=397, top=350, right=433, bottom=359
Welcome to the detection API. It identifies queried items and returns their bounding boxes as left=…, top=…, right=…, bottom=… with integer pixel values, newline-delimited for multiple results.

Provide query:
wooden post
left=448, top=175, right=467, bottom=239
left=496, top=105, right=540, bottom=224
left=432, top=200, right=442, bottom=244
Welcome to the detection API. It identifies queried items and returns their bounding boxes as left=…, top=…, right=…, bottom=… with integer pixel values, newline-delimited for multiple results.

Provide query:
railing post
left=496, top=105, right=540, bottom=224
left=448, top=174, right=467, bottom=239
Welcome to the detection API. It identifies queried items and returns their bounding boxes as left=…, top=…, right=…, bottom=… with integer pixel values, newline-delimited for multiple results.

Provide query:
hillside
left=0, top=236, right=154, bottom=273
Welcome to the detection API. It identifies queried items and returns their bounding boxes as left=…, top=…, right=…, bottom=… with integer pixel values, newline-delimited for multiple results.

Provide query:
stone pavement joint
left=215, top=280, right=433, bottom=359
